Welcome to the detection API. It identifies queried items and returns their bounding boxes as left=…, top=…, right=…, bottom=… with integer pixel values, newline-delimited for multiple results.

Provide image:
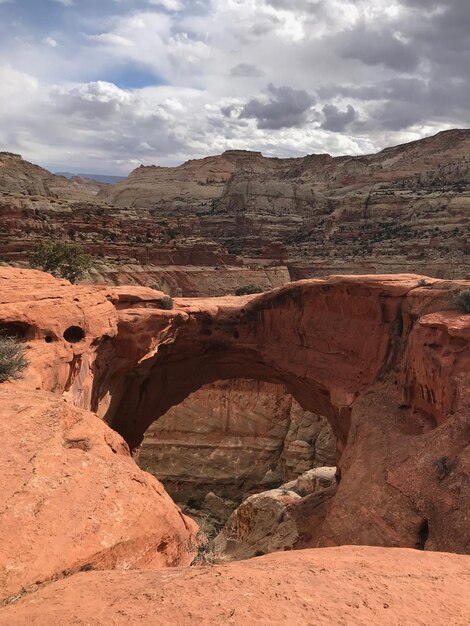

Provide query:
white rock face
left=138, top=379, right=336, bottom=504
left=215, top=467, right=337, bottom=560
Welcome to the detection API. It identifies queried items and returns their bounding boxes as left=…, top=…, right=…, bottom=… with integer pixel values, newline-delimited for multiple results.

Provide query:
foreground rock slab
left=1, top=547, right=469, bottom=626
left=0, top=389, right=197, bottom=603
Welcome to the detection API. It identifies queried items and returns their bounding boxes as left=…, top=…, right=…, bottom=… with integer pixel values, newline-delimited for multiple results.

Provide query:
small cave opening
left=136, top=378, right=338, bottom=562
left=0, top=322, right=31, bottom=341
left=416, top=519, right=429, bottom=550
left=63, top=326, right=85, bottom=343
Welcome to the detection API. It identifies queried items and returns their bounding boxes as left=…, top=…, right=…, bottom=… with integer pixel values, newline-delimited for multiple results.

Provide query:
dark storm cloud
left=321, top=104, right=357, bottom=132
left=238, top=84, right=315, bottom=129
left=338, top=24, right=419, bottom=72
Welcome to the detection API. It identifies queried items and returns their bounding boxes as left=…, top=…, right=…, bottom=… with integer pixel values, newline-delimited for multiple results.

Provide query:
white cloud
left=0, top=0, right=468, bottom=172
left=43, top=37, right=59, bottom=48
left=148, top=0, right=184, bottom=10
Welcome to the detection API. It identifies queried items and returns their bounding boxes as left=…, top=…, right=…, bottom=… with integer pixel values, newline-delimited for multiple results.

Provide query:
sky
left=0, top=0, right=469, bottom=174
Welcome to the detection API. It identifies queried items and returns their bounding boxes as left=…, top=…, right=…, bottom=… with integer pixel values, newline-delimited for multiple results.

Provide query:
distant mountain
left=56, top=172, right=126, bottom=185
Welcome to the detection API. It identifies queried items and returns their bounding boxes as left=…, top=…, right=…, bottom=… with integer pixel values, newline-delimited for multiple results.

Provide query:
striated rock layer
left=138, top=379, right=335, bottom=504
left=1, top=547, right=469, bottom=626
left=1, top=130, right=469, bottom=295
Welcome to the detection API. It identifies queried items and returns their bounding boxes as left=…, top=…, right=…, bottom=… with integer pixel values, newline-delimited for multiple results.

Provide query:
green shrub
left=455, top=290, right=470, bottom=313
left=157, top=295, right=174, bottom=310
left=29, top=240, right=92, bottom=283
left=235, top=285, right=264, bottom=296
left=0, top=337, right=28, bottom=383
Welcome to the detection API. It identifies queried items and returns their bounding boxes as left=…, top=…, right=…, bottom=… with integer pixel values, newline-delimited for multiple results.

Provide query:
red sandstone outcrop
left=0, top=388, right=197, bottom=603
left=94, top=274, right=469, bottom=554
left=138, top=379, right=335, bottom=504
left=1, top=547, right=469, bottom=625
left=1, top=268, right=469, bottom=561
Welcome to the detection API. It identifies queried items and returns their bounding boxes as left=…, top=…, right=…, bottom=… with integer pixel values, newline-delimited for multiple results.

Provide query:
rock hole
left=45, top=335, right=53, bottom=344
left=157, top=541, right=169, bottom=553
left=0, top=322, right=30, bottom=341
left=416, top=519, right=429, bottom=550
left=63, top=326, right=85, bottom=343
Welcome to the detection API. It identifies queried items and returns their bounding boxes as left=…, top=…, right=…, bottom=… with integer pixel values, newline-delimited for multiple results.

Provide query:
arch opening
left=136, top=378, right=338, bottom=558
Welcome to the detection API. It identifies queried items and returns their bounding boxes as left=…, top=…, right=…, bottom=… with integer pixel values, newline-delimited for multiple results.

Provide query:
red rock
left=0, top=547, right=469, bottom=625
left=1, top=268, right=469, bottom=561
left=0, top=389, right=197, bottom=603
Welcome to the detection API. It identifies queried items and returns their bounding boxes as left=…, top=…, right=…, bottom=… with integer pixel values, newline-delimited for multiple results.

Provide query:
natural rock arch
left=88, top=276, right=469, bottom=553
left=97, top=279, right=405, bottom=452
left=2, top=268, right=468, bottom=554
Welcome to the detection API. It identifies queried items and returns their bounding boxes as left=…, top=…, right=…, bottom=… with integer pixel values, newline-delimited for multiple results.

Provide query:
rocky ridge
left=1, top=130, right=469, bottom=299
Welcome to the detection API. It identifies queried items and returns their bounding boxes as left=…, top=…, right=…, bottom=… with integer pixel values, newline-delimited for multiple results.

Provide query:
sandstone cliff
left=138, top=379, right=335, bottom=504
left=1, top=130, right=469, bottom=298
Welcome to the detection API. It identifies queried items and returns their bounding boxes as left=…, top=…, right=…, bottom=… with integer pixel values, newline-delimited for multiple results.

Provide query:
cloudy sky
left=0, top=0, right=469, bottom=173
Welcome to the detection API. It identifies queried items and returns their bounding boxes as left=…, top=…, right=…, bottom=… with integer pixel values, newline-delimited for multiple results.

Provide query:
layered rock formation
left=1, top=547, right=469, bottom=625
left=1, top=130, right=469, bottom=296
left=96, top=129, right=470, bottom=280
left=138, top=379, right=335, bottom=504
left=3, top=267, right=467, bottom=556
left=0, top=152, right=103, bottom=200
left=98, top=274, right=470, bottom=553
left=0, top=266, right=469, bottom=617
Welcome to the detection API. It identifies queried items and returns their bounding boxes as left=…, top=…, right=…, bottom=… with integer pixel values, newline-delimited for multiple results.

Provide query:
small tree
left=30, top=240, right=92, bottom=283
left=455, top=290, right=470, bottom=314
left=235, top=285, right=264, bottom=296
left=0, top=337, right=28, bottom=383
left=157, top=295, right=174, bottom=310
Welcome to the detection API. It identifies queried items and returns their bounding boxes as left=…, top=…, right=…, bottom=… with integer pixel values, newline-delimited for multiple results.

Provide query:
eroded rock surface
left=1, top=547, right=469, bottom=626
left=1, top=268, right=469, bottom=558
left=0, top=389, right=197, bottom=603
left=215, top=467, right=337, bottom=559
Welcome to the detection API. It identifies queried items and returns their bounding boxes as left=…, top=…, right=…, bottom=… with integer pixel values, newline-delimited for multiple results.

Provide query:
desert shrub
left=235, top=285, right=264, bottom=296
left=455, top=290, right=470, bottom=313
left=185, top=515, right=223, bottom=567
left=30, top=240, right=92, bottom=283
left=432, top=456, right=455, bottom=480
left=157, top=295, right=174, bottom=310
left=417, top=279, right=430, bottom=287
left=0, top=337, right=28, bottom=382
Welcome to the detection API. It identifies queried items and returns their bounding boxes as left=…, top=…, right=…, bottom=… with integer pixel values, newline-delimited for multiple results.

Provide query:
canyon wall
left=1, top=129, right=469, bottom=298
left=138, top=379, right=335, bottom=504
